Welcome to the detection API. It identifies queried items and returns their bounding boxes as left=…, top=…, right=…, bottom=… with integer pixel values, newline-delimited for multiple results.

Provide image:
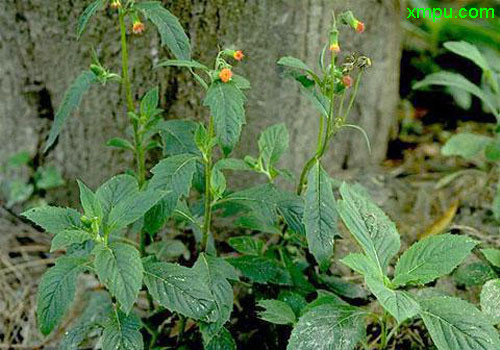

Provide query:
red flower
left=356, top=21, right=365, bottom=33
left=132, top=21, right=145, bottom=35
left=219, top=68, right=233, bottom=83
left=342, top=75, right=353, bottom=88
left=233, top=50, right=244, bottom=61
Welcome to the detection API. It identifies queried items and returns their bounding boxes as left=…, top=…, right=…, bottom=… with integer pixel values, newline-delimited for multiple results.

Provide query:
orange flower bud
left=132, top=21, right=145, bottom=35
left=329, top=44, right=341, bottom=54
left=342, top=75, right=353, bottom=88
left=219, top=68, right=233, bottom=83
left=110, top=0, right=121, bottom=10
left=233, top=50, right=244, bottom=61
left=356, top=21, right=365, bottom=33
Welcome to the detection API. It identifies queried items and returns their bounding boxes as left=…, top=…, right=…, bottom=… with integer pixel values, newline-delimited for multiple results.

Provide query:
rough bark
left=0, top=0, right=401, bottom=204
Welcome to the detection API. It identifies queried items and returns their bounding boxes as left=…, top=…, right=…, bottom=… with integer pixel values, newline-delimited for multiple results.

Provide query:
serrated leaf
left=287, top=304, right=366, bottom=350
left=482, top=248, right=500, bottom=267
left=143, top=259, right=216, bottom=321
left=158, top=120, right=200, bottom=156
left=228, top=236, right=263, bottom=256
left=278, top=56, right=312, bottom=72
left=156, top=59, right=208, bottom=70
left=76, top=0, right=104, bottom=38
left=146, top=240, right=189, bottom=261
left=338, top=183, right=401, bottom=276
left=278, top=291, right=307, bottom=317
left=107, top=137, right=134, bottom=150
left=444, top=41, right=491, bottom=73
left=102, top=309, right=143, bottom=350
left=37, top=256, right=89, bottom=335
left=96, top=174, right=138, bottom=218
left=414, top=72, right=499, bottom=119
left=204, top=327, right=236, bottom=350
left=195, top=254, right=234, bottom=335
left=303, top=161, right=338, bottom=270
left=226, top=255, right=292, bottom=285
left=77, top=180, right=102, bottom=220
left=365, top=275, right=420, bottom=324
left=392, top=234, right=477, bottom=287
left=258, top=123, right=289, bottom=169
left=481, top=279, right=500, bottom=324
left=51, top=229, right=92, bottom=252
left=232, top=74, right=251, bottom=90
left=143, top=198, right=170, bottom=235
left=341, top=253, right=381, bottom=277
left=35, top=166, right=65, bottom=190
left=134, top=1, right=191, bottom=60
left=204, top=81, right=246, bottom=155
left=320, top=275, right=369, bottom=300
left=22, top=206, right=82, bottom=234
left=441, top=133, right=492, bottom=159
left=94, top=243, right=143, bottom=313
left=454, top=261, right=496, bottom=287
left=140, top=87, right=159, bottom=119
left=257, top=299, right=296, bottom=325
left=420, top=296, right=500, bottom=350
left=44, top=71, right=97, bottom=152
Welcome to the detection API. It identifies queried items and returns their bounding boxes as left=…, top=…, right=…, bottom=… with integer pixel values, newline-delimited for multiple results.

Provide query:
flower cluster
left=215, top=49, right=245, bottom=83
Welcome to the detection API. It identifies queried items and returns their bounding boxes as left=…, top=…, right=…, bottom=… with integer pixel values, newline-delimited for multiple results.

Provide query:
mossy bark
left=0, top=0, right=401, bottom=203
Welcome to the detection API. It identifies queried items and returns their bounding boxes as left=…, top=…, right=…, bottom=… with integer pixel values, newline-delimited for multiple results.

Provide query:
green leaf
left=303, top=161, right=338, bottom=270
left=257, top=299, right=296, bottom=325
left=365, top=275, right=420, bottom=323
left=140, top=87, right=159, bottom=119
left=146, top=239, right=189, bottom=261
left=454, top=261, right=496, bottom=287
left=338, top=183, right=401, bottom=276
left=51, top=229, right=92, bottom=252
left=77, top=180, right=103, bottom=220
left=494, top=186, right=500, bottom=222
left=302, top=290, right=348, bottom=314
left=143, top=198, right=170, bottom=235
left=22, top=206, right=82, bottom=234
left=413, top=72, right=499, bottom=119
left=76, top=0, right=104, bottom=38
left=232, top=74, right=251, bottom=90
left=481, top=279, right=500, bottom=324
left=204, top=81, right=246, bottom=155
left=341, top=253, right=381, bottom=277
left=392, top=234, right=477, bottom=287
left=226, top=255, right=292, bottom=285
left=35, top=166, right=65, bottom=190
left=258, top=123, right=289, bottom=169
left=204, top=327, right=236, bottom=350
left=94, top=242, right=143, bottom=313
left=7, top=151, right=31, bottom=168
left=482, top=248, right=500, bottom=267
left=107, top=189, right=163, bottom=232
left=485, top=135, right=500, bottom=162
left=194, top=254, right=235, bottom=334
left=148, top=153, right=198, bottom=222
left=6, top=181, right=33, bottom=207
left=158, top=120, right=200, bottom=156
left=419, top=296, right=500, bottom=350
left=228, top=236, right=264, bottom=256
left=102, top=309, right=144, bottom=350
left=156, top=59, right=208, bottom=70
left=287, top=72, right=329, bottom=117
left=278, top=291, right=308, bottom=317
left=287, top=304, right=366, bottom=350
left=444, top=41, right=491, bottom=73
left=441, top=133, right=492, bottom=159
left=134, top=1, right=191, bottom=60
left=37, top=256, right=89, bottom=335
left=96, top=174, right=138, bottom=218
left=44, top=71, right=97, bottom=152
left=142, top=258, right=216, bottom=321
left=278, top=56, right=312, bottom=72
left=107, top=137, right=134, bottom=150
left=320, top=275, right=369, bottom=299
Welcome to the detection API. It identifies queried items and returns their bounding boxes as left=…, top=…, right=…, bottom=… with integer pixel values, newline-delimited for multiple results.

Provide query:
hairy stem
left=201, top=116, right=214, bottom=251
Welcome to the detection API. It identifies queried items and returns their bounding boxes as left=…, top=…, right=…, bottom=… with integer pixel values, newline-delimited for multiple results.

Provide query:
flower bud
left=233, top=50, right=244, bottom=61
left=328, top=29, right=340, bottom=54
left=342, top=75, right=353, bottom=88
left=340, top=11, right=365, bottom=33
left=218, top=68, right=233, bottom=83
left=132, top=21, right=145, bottom=35
left=110, top=0, right=121, bottom=10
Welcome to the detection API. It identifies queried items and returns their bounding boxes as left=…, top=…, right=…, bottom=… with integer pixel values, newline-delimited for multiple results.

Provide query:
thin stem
left=201, top=116, right=214, bottom=251
left=379, top=311, right=389, bottom=349
left=343, top=71, right=363, bottom=121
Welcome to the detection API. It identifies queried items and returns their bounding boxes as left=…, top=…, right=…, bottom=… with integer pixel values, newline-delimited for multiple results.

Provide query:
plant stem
left=379, top=312, right=389, bottom=349
left=201, top=116, right=214, bottom=251
left=343, top=71, right=363, bottom=120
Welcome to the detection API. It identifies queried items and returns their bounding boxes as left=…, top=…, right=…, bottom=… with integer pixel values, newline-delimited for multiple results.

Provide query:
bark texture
left=0, top=0, right=402, bottom=204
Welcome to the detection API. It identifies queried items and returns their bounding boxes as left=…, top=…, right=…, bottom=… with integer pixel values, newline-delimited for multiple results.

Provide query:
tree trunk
left=0, top=0, right=401, bottom=204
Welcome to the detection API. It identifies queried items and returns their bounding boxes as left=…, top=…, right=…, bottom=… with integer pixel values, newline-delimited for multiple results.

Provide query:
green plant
left=20, top=1, right=500, bottom=349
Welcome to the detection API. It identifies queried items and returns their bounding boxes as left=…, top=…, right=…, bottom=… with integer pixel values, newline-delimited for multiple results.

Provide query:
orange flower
left=110, top=0, right=121, bottom=10
left=342, top=75, right=353, bottom=88
left=233, top=50, right=244, bottom=61
left=219, top=68, right=233, bottom=83
left=355, top=21, right=365, bottom=33
left=132, top=21, right=145, bottom=35
left=329, top=43, right=341, bottom=54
